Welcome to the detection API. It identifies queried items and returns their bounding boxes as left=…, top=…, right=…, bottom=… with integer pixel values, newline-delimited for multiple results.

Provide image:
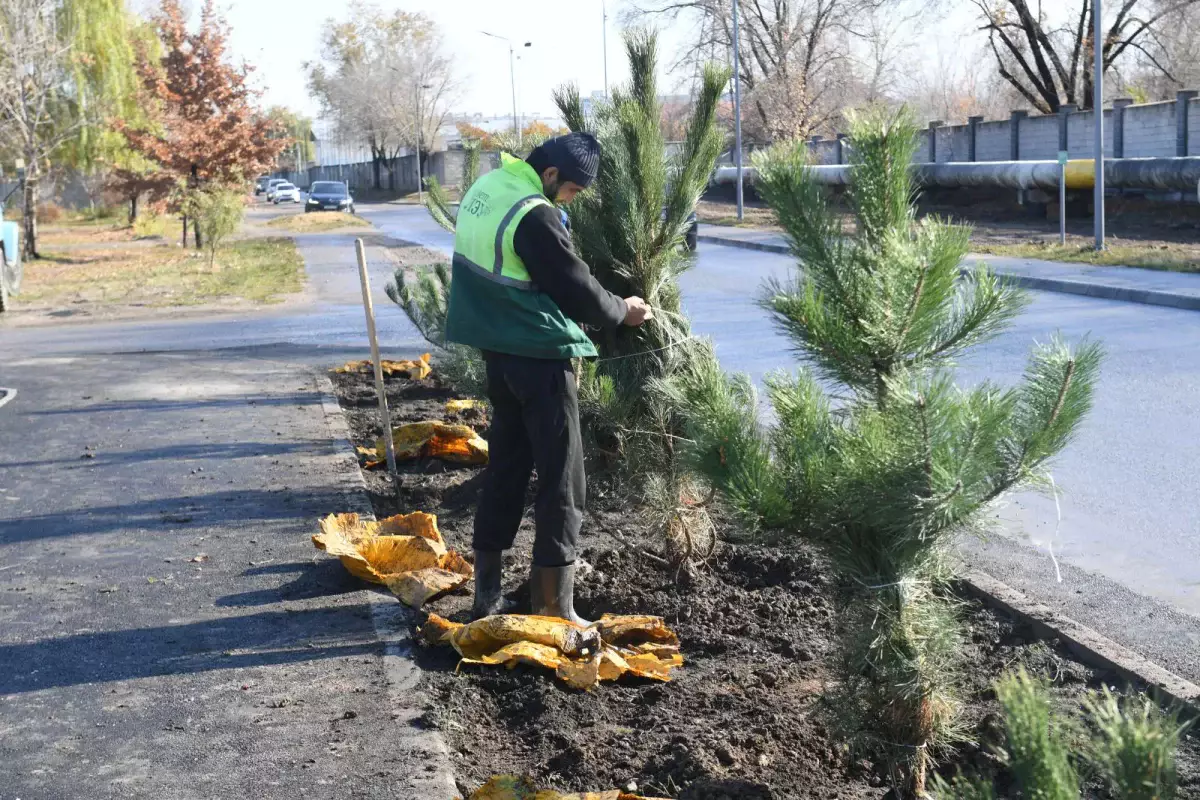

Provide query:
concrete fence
left=281, top=149, right=499, bottom=195
left=804, top=91, right=1200, bottom=166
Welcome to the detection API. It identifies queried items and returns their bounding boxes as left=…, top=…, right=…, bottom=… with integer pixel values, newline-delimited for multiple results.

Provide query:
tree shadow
left=0, top=604, right=385, bottom=695
left=214, top=558, right=381, bottom=607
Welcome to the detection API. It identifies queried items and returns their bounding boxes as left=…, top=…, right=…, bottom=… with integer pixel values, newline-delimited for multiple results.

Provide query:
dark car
left=305, top=181, right=355, bottom=214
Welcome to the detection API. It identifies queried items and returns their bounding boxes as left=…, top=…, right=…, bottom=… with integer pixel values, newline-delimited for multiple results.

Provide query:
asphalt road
left=354, top=203, right=1200, bottom=678
left=0, top=222, right=457, bottom=798
left=0, top=349, right=455, bottom=798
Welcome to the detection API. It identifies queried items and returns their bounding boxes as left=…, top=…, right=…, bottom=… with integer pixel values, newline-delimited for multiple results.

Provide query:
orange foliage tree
left=114, top=0, right=284, bottom=246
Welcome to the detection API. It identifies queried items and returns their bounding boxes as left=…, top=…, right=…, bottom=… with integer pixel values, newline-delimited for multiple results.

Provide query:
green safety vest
left=444, top=153, right=598, bottom=359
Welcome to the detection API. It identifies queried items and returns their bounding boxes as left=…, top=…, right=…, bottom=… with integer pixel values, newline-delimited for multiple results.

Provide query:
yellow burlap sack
left=420, top=612, right=683, bottom=690
left=312, top=512, right=472, bottom=607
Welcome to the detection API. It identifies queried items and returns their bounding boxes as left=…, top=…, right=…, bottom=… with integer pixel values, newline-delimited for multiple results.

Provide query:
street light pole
left=602, top=0, right=609, bottom=98
left=1093, top=0, right=1106, bottom=250
left=416, top=86, right=424, bottom=205
left=482, top=32, right=531, bottom=149
left=732, top=0, right=744, bottom=221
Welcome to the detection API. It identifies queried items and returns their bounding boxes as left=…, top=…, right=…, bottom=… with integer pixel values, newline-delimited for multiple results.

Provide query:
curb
left=696, top=234, right=1200, bottom=313
left=314, top=371, right=460, bottom=800
left=962, top=570, right=1200, bottom=713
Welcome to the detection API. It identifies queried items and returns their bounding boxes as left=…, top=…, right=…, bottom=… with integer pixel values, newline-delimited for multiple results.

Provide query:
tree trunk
left=181, top=214, right=188, bottom=246
left=129, top=195, right=139, bottom=225
left=22, top=175, right=38, bottom=260
left=372, top=156, right=382, bottom=190
left=194, top=216, right=203, bottom=249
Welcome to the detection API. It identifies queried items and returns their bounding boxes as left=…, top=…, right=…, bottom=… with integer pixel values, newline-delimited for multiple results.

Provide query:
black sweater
left=511, top=204, right=627, bottom=329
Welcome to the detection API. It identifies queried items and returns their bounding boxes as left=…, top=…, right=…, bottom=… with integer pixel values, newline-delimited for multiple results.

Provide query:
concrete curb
left=696, top=233, right=1200, bottom=313
left=962, top=570, right=1200, bottom=712
left=314, top=371, right=459, bottom=800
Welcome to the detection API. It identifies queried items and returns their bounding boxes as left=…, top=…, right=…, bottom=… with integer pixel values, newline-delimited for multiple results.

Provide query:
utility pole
left=1094, top=0, right=1106, bottom=250
left=602, top=0, right=609, bottom=98
left=416, top=84, right=424, bottom=205
left=732, top=0, right=744, bottom=221
left=482, top=32, right=531, bottom=149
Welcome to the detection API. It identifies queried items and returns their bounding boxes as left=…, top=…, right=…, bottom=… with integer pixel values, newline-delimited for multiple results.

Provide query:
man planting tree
left=444, top=132, right=652, bottom=624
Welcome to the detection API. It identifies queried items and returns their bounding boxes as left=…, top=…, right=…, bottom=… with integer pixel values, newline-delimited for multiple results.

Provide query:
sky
left=216, top=0, right=688, bottom=122
left=198, top=0, right=979, bottom=125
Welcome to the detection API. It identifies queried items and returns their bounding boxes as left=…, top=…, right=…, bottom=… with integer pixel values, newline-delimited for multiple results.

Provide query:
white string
left=1044, top=472, right=1064, bottom=583
left=595, top=334, right=700, bottom=363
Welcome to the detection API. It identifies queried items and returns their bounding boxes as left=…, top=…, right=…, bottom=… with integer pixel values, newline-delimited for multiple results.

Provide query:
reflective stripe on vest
left=453, top=153, right=551, bottom=291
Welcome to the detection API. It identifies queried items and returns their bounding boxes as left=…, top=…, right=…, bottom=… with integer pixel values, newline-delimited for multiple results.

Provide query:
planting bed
left=329, top=365, right=1200, bottom=799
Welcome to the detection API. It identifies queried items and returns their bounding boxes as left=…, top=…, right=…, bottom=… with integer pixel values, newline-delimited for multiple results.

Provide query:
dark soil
left=329, top=364, right=1200, bottom=800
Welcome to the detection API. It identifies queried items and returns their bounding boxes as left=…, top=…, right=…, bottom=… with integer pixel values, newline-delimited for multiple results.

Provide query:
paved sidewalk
left=0, top=349, right=454, bottom=799
left=697, top=223, right=1200, bottom=311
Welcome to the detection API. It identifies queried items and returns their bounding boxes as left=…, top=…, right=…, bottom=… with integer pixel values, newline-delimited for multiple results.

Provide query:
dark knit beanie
left=526, top=132, right=601, bottom=188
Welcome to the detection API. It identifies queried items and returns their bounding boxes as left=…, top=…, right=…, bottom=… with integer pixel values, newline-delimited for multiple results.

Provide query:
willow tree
left=669, top=108, right=1101, bottom=795
left=0, top=0, right=139, bottom=257
left=554, top=30, right=730, bottom=565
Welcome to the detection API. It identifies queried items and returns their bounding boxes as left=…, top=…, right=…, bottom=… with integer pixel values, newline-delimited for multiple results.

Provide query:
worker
left=444, top=132, right=651, bottom=625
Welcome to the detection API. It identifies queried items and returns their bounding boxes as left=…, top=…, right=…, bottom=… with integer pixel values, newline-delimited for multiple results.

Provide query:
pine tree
left=669, top=108, right=1102, bottom=795
left=553, top=31, right=730, bottom=566
left=932, top=669, right=1191, bottom=800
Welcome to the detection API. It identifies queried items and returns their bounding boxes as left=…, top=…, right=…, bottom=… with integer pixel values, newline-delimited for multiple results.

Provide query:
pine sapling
left=670, top=107, right=1102, bottom=796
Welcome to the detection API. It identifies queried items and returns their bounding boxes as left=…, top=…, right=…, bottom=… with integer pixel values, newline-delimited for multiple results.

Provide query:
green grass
left=18, top=236, right=304, bottom=307
left=264, top=210, right=368, bottom=232
left=975, top=241, right=1200, bottom=273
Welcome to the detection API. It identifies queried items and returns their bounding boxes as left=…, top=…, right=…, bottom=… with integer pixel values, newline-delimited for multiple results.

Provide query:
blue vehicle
left=0, top=218, right=20, bottom=313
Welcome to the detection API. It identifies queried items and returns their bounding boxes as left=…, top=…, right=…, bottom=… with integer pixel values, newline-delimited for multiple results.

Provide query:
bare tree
left=307, top=2, right=458, bottom=191
left=0, top=0, right=76, bottom=258
left=970, top=0, right=1200, bottom=113
left=1119, top=1, right=1200, bottom=98
left=627, top=0, right=927, bottom=140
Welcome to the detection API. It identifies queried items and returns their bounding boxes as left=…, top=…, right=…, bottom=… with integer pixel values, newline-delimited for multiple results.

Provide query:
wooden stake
left=355, top=238, right=398, bottom=475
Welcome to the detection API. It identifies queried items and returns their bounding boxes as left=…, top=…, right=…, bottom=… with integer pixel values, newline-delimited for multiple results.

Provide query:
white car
left=265, top=178, right=288, bottom=201
left=272, top=182, right=301, bottom=204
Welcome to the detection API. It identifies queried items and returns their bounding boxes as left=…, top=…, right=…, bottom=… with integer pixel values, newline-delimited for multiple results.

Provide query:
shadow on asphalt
left=0, top=485, right=355, bottom=544
left=0, top=604, right=383, bottom=694
left=25, top=391, right=322, bottom=417
left=1, top=438, right=331, bottom=470
left=214, top=559, right=381, bottom=608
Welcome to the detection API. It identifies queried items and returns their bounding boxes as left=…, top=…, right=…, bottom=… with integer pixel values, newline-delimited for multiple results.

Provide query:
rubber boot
left=529, top=564, right=592, bottom=627
left=471, top=549, right=506, bottom=620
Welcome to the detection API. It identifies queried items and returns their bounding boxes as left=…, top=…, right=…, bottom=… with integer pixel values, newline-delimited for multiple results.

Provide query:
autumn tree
left=970, top=0, right=1200, bottom=112
left=116, top=0, right=284, bottom=246
left=0, top=0, right=137, bottom=257
left=307, top=2, right=457, bottom=190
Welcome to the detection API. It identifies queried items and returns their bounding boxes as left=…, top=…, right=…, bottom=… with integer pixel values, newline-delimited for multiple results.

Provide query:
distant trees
left=968, top=0, right=1200, bottom=112
left=629, top=0, right=924, bottom=141
left=266, top=107, right=315, bottom=173
left=307, top=1, right=458, bottom=191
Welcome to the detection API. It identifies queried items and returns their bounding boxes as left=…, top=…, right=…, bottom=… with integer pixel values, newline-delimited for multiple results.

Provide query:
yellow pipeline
left=1063, top=159, right=1096, bottom=189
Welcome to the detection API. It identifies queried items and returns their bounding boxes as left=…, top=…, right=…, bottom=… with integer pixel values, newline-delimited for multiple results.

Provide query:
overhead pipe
left=711, top=157, right=1200, bottom=192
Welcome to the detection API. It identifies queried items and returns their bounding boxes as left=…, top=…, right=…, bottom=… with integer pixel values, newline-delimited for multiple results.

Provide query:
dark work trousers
left=473, top=351, right=585, bottom=567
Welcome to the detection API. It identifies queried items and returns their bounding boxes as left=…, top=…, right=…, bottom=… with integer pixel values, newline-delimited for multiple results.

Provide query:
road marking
left=0, top=387, right=15, bottom=409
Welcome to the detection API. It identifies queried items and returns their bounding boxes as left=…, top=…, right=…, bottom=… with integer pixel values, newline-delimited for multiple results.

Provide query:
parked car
left=265, top=178, right=288, bottom=201
left=305, top=181, right=355, bottom=214
left=254, top=176, right=271, bottom=195
left=0, top=217, right=20, bottom=313
left=272, top=182, right=301, bottom=204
